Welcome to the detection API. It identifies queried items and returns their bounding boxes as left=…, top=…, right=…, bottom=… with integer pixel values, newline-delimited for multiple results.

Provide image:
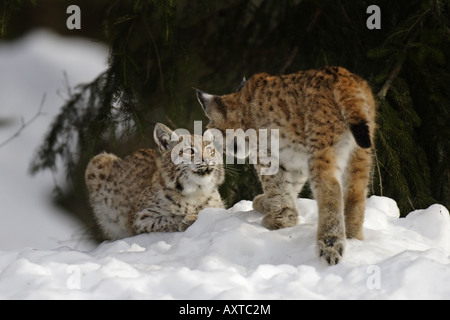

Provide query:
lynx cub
left=196, top=66, right=376, bottom=265
left=85, top=123, right=225, bottom=240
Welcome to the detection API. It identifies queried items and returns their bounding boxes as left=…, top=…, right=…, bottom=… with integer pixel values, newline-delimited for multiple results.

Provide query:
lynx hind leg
left=85, top=153, right=129, bottom=239
left=309, top=151, right=346, bottom=265
left=85, top=153, right=120, bottom=193
left=344, top=148, right=372, bottom=240
left=253, top=167, right=306, bottom=230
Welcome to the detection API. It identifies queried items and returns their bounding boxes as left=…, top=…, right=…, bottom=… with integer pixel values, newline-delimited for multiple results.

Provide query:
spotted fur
left=85, top=123, right=225, bottom=240
left=196, top=66, right=376, bottom=265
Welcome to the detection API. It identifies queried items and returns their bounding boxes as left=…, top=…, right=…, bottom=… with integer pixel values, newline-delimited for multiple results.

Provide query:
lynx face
left=155, top=125, right=224, bottom=196
left=168, top=133, right=222, bottom=176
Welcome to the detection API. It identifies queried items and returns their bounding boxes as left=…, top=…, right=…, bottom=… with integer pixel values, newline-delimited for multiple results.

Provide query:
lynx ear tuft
left=154, top=123, right=178, bottom=152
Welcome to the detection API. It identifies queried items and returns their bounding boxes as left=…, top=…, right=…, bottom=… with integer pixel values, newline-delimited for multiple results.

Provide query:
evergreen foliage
left=5, top=0, right=446, bottom=217
left=0, top=0, right=36, bottom=36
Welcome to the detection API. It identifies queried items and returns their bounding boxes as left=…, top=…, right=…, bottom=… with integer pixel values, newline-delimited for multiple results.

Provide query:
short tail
left=332, top=68, right=375, bottom=149
left=350, top=122, right=371, bottom=148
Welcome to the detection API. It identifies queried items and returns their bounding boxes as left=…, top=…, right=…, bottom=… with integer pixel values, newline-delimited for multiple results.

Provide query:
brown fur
left=196, top=66, right=376, bottom=265
left=85, top=123, right=225, bottom=240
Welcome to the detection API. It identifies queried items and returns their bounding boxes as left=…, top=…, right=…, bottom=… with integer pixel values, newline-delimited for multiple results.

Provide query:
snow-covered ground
left=0, top=30, right=449, bottom=300
left=0, top=196, right=449, bottom=299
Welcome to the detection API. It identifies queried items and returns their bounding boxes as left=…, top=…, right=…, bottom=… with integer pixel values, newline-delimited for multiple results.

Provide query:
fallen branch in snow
left=0, top=94, right=46, bottom=148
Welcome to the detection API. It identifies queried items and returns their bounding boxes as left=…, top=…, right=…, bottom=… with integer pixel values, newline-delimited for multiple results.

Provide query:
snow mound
left=0, top=196, right=449, bottom=300
left=0, top=29, right=108, bottom=250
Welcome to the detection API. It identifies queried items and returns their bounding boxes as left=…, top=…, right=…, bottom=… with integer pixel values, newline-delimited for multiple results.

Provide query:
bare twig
left=56, top=71, right=72, bottom=101
left=377, top=61, right=403, bottom=99
left=0, top=94, right=46, bottom=148
left=374, top=148, right=383, bottom=196
left=407, top=196, right=416, bottom=211
left=279, top=46, right=299, bottom=75
left=377, top=19, right=422, bottom=99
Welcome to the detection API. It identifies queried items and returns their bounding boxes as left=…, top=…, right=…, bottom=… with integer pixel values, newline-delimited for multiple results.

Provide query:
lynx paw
left=253, top=194, right=283, bottom=214
left=262, top=208, right=299, bottom=230
left=317, top=236, right=346, bottom=266
left=180, top=215, right=198, bottom=231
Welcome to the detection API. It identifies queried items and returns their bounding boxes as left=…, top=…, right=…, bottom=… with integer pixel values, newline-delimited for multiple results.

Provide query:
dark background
left=1, top=0, right=449, bottom=240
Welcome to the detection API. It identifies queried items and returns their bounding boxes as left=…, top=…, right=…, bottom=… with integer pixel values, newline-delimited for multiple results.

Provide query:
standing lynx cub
left=196, top=66, right=376, bottom=265
left=85, top=123, right=225, bottom=240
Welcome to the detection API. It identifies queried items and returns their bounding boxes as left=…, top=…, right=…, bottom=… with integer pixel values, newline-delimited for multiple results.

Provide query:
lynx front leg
left=180, top=214, right=198, bottom=231
left=253, top=166, right=306, bottom=230
left=309, top=150, right=346, bottom=265
left=344, top=148, right=372, bottom=240
left=133, top=209, right=186, bottom=233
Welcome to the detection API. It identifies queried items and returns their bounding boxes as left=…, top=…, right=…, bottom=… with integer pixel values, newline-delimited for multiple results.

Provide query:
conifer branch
left=143, top=18, right=164, bottom=91
left=377, top=61, right=403, bottom=99
left=1, top=0, right=6, bottom=36
left=279, top=8, right=320, bottom=74
left=377, top=31, right=418, bottom=99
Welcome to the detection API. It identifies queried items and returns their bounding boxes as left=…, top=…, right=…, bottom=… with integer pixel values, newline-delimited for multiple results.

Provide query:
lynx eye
left=206, top=147, right=215, bottom=157
left=204, top=146, right=217, bottom=157
left=184, top=147, right=196, bottom=155
left=178, top=147, right=196, bottom=158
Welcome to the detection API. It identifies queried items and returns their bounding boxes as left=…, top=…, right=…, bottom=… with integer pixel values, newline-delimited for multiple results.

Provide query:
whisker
left=223, top=165, right=240, bottom=176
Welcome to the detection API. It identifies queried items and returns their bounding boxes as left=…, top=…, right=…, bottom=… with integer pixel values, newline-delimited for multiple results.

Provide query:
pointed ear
left=195, top=89, right=214, bottom=117
left=154, top=123, right=178, bottom=152
left=195, top=89, right=225, bottom=121
left=236, top=76, right=247, bottom=92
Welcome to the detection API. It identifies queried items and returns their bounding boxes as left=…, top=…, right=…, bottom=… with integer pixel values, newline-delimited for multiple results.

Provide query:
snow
left=0, top=29, right=108, bottom=250
left=0, top=196, right=449, bottom=300
left=0, top=29, right=449, bottom=300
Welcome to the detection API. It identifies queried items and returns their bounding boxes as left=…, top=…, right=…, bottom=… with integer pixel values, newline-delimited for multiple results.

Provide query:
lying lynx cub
left=196, top=66, right=376, bottom=265
left=85, top=123, right=225, bottom=239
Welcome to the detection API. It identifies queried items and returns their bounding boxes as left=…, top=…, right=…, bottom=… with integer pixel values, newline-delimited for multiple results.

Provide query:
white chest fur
left=278, top=140, right=309, bottom=173
left=182, top=174, right=215, bottom=196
